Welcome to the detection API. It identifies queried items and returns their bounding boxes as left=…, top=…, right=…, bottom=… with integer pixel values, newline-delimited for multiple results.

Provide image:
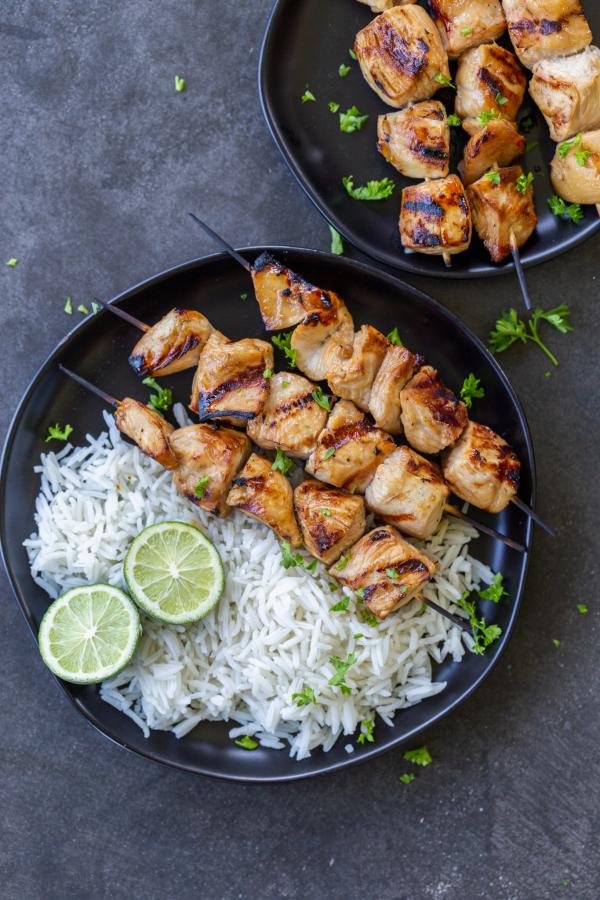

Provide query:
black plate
left=259, top=0, right=600, bottom=278
left=0, top=249, right=534, bottom=781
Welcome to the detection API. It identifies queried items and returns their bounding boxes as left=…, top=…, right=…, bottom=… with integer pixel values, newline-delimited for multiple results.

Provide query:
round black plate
left=259, top=0, right=600, bottom=278
left=0, top=249, right=534, bottom=781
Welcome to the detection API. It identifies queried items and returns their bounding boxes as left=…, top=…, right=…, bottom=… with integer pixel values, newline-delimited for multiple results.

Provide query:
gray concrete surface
left=1, top=2, right=599, bottom=898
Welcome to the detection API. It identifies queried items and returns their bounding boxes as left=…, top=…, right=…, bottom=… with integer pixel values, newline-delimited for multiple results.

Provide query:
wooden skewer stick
left=444, top=503, right=526, bottom=553
left=509, top=231, right=532, bottom=311
left=442, top=251, right=452, bottom=269
left=58, top=365, right=119, bottom=407
left=93, top=298, right=149, bottom=333
left=188, top=212, right=252, bottom=273
left=423, top=597, right=471, bottom=635
left=510, top=495, right=555, bottom=538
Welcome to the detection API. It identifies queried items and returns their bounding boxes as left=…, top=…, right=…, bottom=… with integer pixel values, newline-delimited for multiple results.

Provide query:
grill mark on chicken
left=269, top=391, right=315, bottom=421
left=196, top=366, right=265, bottom=422
left=540, top=18, right=562, bottom=35
left=478, top=66, right=504, bottom=96
left=381, top=21, right=429, bottom=76
left=404, top=198, right=444, bottom=217
left=413, top=227, right=442, bottom=247
left=320, top=417, right=376, bottom=453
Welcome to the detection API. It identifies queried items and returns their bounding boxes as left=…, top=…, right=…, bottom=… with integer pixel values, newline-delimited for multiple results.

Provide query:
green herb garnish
left=292, top=686, right=316, bottom=707
left=558, top=132, right=582, bottom=159
left=577, top=603, right=588, bottom=615
left=399, top=773, right=415, bottom=784
left=548, top=195, right=584, bottom=224
left=193, top=476, right=210, bottom=498
left=91, top=302, right=100, bottom=314
left=488, top=305, right=572, bottom=367
left=334, top=554, right=348, bottom=571
left=447, top=113, right=462, bottom=126
left=77, top=304, right=89, bottom=315
left=457, top=593, right=502, bottom=655
left=338, top=63, right=351, bottom=77
left=385, top=567, right=399, bottom=580
left=312, top=386, right=332, bottom=411
left=329, top=225, right=344, bottom=255
left=235, top=735, right=258, bottom=750
left=515, top=172, right=534, bottom=194
left=272, top=448, right=294, bottom=476
left=357, top=718, right=375, bottom=745
left=483, top=170, right=501, bottom=185
left=525, top=140, right=538, bottom=153
left=320, top=508, right=332, bottom=517
left=142, top=376, right=173, bottom=414
left=5, top=258, right=18, bottom=267
left=460, top=26, right=473, bottom=37
left=552, top=638, right=561, bottom=648
left=403, top=745, right=432, bottom=767
left=64, top=297, right=73, bottom=315
left=301, top=89, right=316, bottom=103
left=322, top=447, right=336, bottom=459
left=459, top=373, right=485, bottom=409
left=240, top=292, right=248, bottom=301
left=45, top=423, right=73, bottom=443
left=477, top=109, right=500, bottom=126
left=271, top=331, right=297, bottom=368
left=349, top=48, right=357, bottom=60
left=328, top=652, right=356, bottom=694
left=174, top=75, right=186, bottom=93
left=342, top=174, right=395, bottom=201
left=386, top=326, right=402, bottom=346
left=263, top=368, right=273, bottom=379
left=479, top=572, right=508, bottom=603
left=495, top=91, right=508, bottom=106
left=434, top=72, right=455, bottom=89
left=339, top=105, right=369, bottom=133
left=330, top=595, right=351, bottom=613
left=280, top=541, right=304, bottom=569
left=328, top=101, right=340, bottom=114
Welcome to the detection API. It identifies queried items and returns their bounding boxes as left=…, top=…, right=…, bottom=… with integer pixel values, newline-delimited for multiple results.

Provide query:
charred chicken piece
left=247, top=372, right=329, bottom=459
left=354, top=5, right=450, bottom=108
left=327, top=325, right=389, bottom=413
left=189, top=332, right=274, bottom=426
left=550, top=128, right=600, bottom=204
left=365, top=445, right=449, bottom=539
left=114, top=398, right=177, bottom=470
left=226, top=453, right=302, bottom=547
left=250, top=252, right=309, bottom=331
left=170, top=424, right=251, bottom=517
left=429, top=0, right=506, bottom=59
left=128, top=308, right=214, bottom=378
left=441, top=420, right=520, bottom=513
left=456, top=43, right=528, bottom=136
left=467, top=165, right=537, bottom=263
left=291, top=291, right=354, bottom=382
left=529, top=46, right=600, bottom=142
left=369, top=345, right=416, bottom=434
left=377, top=100, right=450, bottom=179
left=458, top=119, right=526, bottom=185
left=502, top=0, right=592, bottom=70
left=328, top=525, right=437, bottom=620
left=400, top=365, right=468, bottom=454
left=306, top=400, right=396, bottom=494
left=293, top=479, right=366, bottom=566
left=400, top=174, right=472, bottom=260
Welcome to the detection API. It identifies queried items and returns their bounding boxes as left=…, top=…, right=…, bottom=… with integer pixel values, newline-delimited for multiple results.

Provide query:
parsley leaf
left=488, top=305, right=572, bottom=367
left=339, top=63, right=351, bottom=77
left=312, top=386, right=332, bottom=411
left=477, top=109, right=501, bottom=126
left=320, top=508, right=332, bottom=517
left=387, top=326, right=402, bottom=345
left=292, top=686, right=316, bottom=707
left=301, top=89, right=316, bottom=103
left=91, top=302, right=100, bottom=314
left=403, top=745, right=432, bottom=767
left=339, top=105, right=369, bottom=133
left=356, top=597, right=379, bottom=628
left=77, top=304, right=89, bottom=315
left=460, top=373, right=485, bottom=409
left=552, top=638, right=561, bottom=648
left=577, top=603, right=588, bottom=615
left=478, top=572, right=508, bottom=603
left=263, top=368, right=273, bottom=379
left=240, top=292, right=248, bottom=301
left=323, top=447, right=336, bottom=459
left=235, top=735, right=258, bottom=750
left=348, top=48, right=357, bottom=60
left=385, top=567, right=399, bottom=580
left=142, top=376, right=173, bottom=414
left=575, top=148, right=591, bottom=166
left=272, top=448, right=294, bottom=476
left=328, top=101, right=340, bottom=114
left=330, top=595, right=351, bottom=613
left=484, top=170, right=501, bottom=185
left=515, top=172, right=534, bottom=194
left=45, top=423, right=73, bottom=443
left=342, top=174, right=395, bottom=201
left=64, top=297, right=73, bottom=315
left=495, top=91, right=508, bottom=106
left=447, top=113, right=462, bottom=126
left=306, top=559, right=318, bottom=574
left=434, top=72, right=455, bottom=89
left=547, top=195, right=584, bottom=224
left=357, top=718, right=375, bottom=745
left=558, top=133, right=582, bottom=159
left=280, top=541, right=304, bottom=569
left=193, top=476, right=210, bottom=499
left=460, top=26, right=473, bottom=37
left=399, top=773, right=415, bottom=784
left=334, top=554, right=349, bottom=571
left=174, top=75, right=186, bottom=93
left=329, top=225, right=344, bottom=255
left=271, top=331, right=297, bottom=368
left=328, top=652, right=356, bottom=693
left=457, top=593, right=502, bottom=655
left=5, top=257, right=18, bottom=267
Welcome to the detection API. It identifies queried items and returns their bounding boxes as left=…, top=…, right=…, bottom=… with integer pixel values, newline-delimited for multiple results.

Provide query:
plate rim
left=258, top=0, right=600, bottom=280
left=0, top=246, right=535, bottom=782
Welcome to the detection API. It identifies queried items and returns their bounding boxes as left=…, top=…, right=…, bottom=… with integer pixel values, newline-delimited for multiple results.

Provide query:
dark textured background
left=1, top=2, right=599, bottom=898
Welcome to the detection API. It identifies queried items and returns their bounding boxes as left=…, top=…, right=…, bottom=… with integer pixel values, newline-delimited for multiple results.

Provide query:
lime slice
left=38, top=584, right=141, bottom=684
left=124, top=521, right=224, bottom=624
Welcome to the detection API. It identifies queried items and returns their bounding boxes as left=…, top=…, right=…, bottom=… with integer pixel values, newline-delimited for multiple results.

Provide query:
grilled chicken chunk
left=291, top=292, right=354, bottom=382
left=247, top=372, right=329, bottom=459
left=329, top=526, right=436, bottom=620
left=458, top=119, right=526, bottom=184
left=529, top=46, right=600, bottom=142
left=356, top=0, right=411, bottom=11
left=502, top=0, right=592, bottom=70
left=441, top=420, right=520, bottom=513
left=170, top=424, right=251, bottom=517
left=226, top=453, right=302, bottom=547
left=456, top=44, right=527, bottom=135
left=128, top=308, right=214, bottom=378
left=365, top=445, right=449, bottom=539
left=369, top=345, right=416, bottom=434
left=293, top=479, right=366, bottom=565
left=429, top=0, right=506, bottom=59
left=114, top=398, right=177, bottom=470
left=189, top=332, right=273, bottom=426
left=550, top=128, right=600, bottom=203
left=306, top=400, right=396, bottom=493
left=377, top=100, right=450, bottom=179
left=250, top=252, right=310, bottom=331
left=400, top=365, right=468, bottom=454
left=467, top=165, right=537, bottom=263
left=327, top=325, right=389, bottom=412
left=354, top=5, right=450, bottom=108
left=400, top=174, right=472, bottom=258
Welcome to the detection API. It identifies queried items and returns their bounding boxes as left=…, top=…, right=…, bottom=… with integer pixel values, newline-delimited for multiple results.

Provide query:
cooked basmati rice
left=24, top=411, right=493, bottom=759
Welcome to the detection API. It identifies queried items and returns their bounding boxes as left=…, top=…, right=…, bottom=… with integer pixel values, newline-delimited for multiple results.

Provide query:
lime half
left=124, top=521, right=224, bottom=624
left=38, top=584, right=141, bottom=684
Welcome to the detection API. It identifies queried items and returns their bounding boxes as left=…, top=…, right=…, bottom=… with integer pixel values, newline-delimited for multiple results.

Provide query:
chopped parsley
left=399, top=773, right=415, bottom=784
left=240, top=292, right=248, bottom=301
left=403, top=745, right=432, bottom=767
left=280, top=541, right=304, bottom=569
left=271, top=331, right=297, bottom=368
left=263, top=368, right=273, bottom=379
left=334, top=554, right=349, bottom=571
left=320, top=508, right=332, bottom=517
left=357, top=597, right=378, bottom=628
left=342, top=174, right=395, bottom=201
left=174, top=75, right=186, bottom=93
left=77, top=304, right=89, bottom=315
left=434, top=72, right=455, bottom=89
left=91, top=302, right=100, bottom=314
left=142, top=376, right=173, bottom=414
left=234, top=735, right=258, bottom=750
left=5, top=257, right=18, bottom=267
left=193, top=476, right=210, bottom=498
left=457, top=593, right=502, bottom=655
left=64, top=297, right=73, bottom=315
left=329, top=225, right=344, bottom=255
left=292, top=686, right=316, bottom=707
left=357, top=718, right=375, bottom=745
left=558, top=132, right=583, bottom=159
left=338, top=63, right=351, bottom=77
left=301, top=89, right=316, bottom=103
left=552, top=638, right=561, bottom=648
left=575, top=148, right=591, bottom=166
left=447, top=113, right=462, bottom=126
left=271, top=448, right=294, bottom=476
left=330, top=595, right=351, bottom=613
left=477, top=108, right=500, bottom=126
left=328, top=652, right=356, bottom=694
left=548, top=195, right=584, bottom=224
left=386, top=326, right=402, bottom=346
left=479, top=572, right=508, bottom=603
left=385, top=567, right=399, bottom=580
left=460, top=26, right=473, bottom=37
left=488, top=305, right=572, bottom=367
left=459, top=373, right=485, bottom=409
left=483, top=170, right=501, bottom=186
left=45, top=423, right=73, bottom=443
left=312, top=386, right=331, bottom=411
left=339, top=105, right=369, bottom=133
left=495, top=91, right=508, bottom=106
left=577, top=603, right=588, bottom=615
left=515, top=172, right=534, bottom=194
left=328, top=101, right=340, bottom=114
left=305, top=559, right=318, bottom=574
left=348, top=48, right=356, bottom=60
left=322, top=447, right=336, bottom=460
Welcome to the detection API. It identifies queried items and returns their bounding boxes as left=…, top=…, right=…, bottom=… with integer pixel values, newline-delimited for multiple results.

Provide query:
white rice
left=24, top=411, right=493, bottom=759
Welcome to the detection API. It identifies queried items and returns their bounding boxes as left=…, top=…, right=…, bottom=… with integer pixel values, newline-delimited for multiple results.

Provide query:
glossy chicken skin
left=529, top=46, right=600, bottom=142
left=400, top=365, right=468, bottom=454
left=441, top=420, right=520, bottom=513
left=128, top=308, right=214, bottom=378
left=400, top=174, right=472, bottom=257
left=429, top=0, right=506, bottom=59
left=458, top=119, right=526, bottom=185
left=377, top=100, right=450, bottom=179
left=306, top=400, right=396, bottom=493
left=293, top=479, right=366, bottom=565
left=467, top=165, right=537, bottom=263
left=329, top=525, right=437, bottom=620
left=250, top=252, right=312, bottom=331
left=456, top=43, right=527, bottom=135
left=365, top=445, right=449, bottom=539
left=247, top=372, right=329, bottom=459
left=170, top=424, right=251, bottom=517
left=189, top=332, right=274, bottom=426
left=354, top=5, right=450, bottom=108
left=369, top=345, right=416, bottom=434
left=328, top=325, right=389, bottom=413
left=114, top=398, right=177, bottom=470
left=291, top=291, right=354, bottom=382
left=226, top=453, right=302, bottom=547
left=502, top=0, right=592, bottom=70
left=550, top=128, right=600, bottom=203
